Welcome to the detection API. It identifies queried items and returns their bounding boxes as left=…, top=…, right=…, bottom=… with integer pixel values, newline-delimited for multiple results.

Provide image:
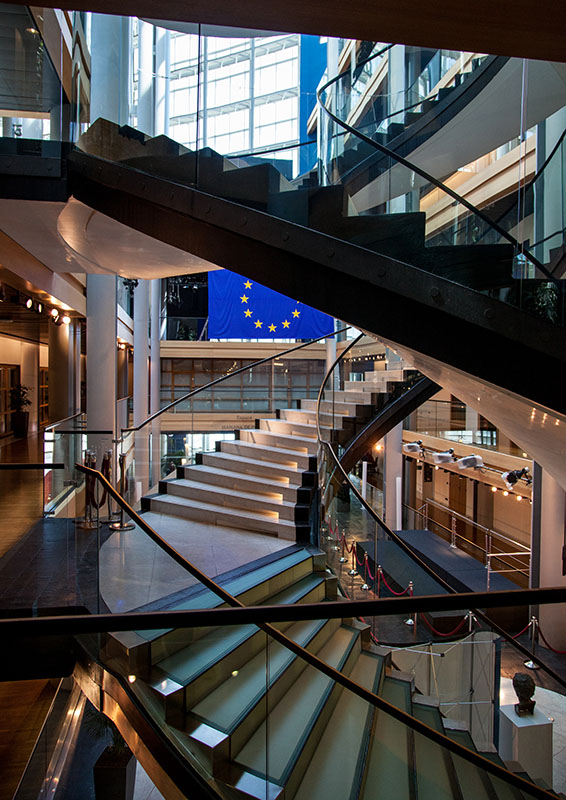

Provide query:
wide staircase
left=141, top=359, right=414, bottom=542
left=100, top=544, right=545, bottom=800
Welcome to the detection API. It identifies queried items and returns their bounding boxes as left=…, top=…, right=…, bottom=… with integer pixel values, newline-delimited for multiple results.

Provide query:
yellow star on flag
left=244, top=309, right=252, bottom=317
left=254, top=320, right=263, bottom=328
left=292, top=309, right=300, bottom=318
left=240, top=294, right=249, bottom=303
left=268, top=323, right=277, bottom=332
left=282, top=320, right=290, bottom=328
left=244, top=280, right=252, bottom=289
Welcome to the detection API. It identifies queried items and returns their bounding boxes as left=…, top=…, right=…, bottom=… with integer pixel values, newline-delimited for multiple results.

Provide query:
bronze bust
left=512, top=672, right=536, bottom=716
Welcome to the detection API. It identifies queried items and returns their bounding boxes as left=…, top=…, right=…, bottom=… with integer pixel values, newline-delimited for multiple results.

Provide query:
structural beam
left=4, top=0, right=566, bottom=62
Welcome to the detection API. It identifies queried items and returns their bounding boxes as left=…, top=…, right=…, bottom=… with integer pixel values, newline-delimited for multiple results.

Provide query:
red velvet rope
left=537, top=624, right=566, bottom=654
left=379, top=569, right=412, bottom=596
left=419, top=612, right=468, bottom=638
left=510, top=620, right=532, bottom=640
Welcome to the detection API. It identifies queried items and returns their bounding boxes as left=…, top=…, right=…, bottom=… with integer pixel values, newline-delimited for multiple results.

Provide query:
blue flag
left=208, top=269, right=334, bottom=339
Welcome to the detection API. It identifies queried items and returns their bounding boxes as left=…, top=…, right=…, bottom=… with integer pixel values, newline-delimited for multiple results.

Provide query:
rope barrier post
left=109, top=453, right=135, bottom=532
left=78, top=450, right=97, bottom=530
left=332, top=522, right=340, bottom=551
left=450, top=516, right=457, bottom=549
left=348, top=547, right=358, bottom=576
left=339, top=530, right=347, bottom=563
left=524, top=617, right=541, bottom=670
left=404, top=581, right=416, bottom=627
left=467, top=611, right=475, bottom=634
left=377, top=565, right=381, bottom=598
left=361, top=552, right=370, bottom=591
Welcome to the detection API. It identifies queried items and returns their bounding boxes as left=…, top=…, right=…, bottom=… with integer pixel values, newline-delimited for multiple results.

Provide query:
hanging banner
left=208, top=269, right=334, bottom=339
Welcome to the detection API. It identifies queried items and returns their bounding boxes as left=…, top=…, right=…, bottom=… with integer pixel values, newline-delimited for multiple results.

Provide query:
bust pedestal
left=498, top=703, right=553, bottom=786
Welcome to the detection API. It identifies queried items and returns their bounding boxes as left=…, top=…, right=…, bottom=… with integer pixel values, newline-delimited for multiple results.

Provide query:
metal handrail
left=414, top=498, right=531, bottom=552
left=44, top=411, right=83, bottom=431
left=124, top=326, right=349, bottom=433
left=4, top=463, right=563, bottom=800
left=315, top=339, right=566, bottom=687
left=317, top=48, right=558, bottom=285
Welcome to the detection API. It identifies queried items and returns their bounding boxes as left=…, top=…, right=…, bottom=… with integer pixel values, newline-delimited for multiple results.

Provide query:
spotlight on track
left=403, top=440, right=423, bottom=454
left=457, top=454, right=484, bottom=470
left=432, top=448, right=455, bottom=464
left=502, top=467, right=530, bottom=491
left=25, top=297, right=33, bottom=309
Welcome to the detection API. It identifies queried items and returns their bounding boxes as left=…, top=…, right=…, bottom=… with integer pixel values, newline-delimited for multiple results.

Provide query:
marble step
left=190, top=617, right=343, bottom=758
left=279, top=407, right=345, bottom=428
left=300, top=397, right=367, bottom=416
left=322, top=389, right=375, bottom=404
left=412, top=700, right=462, bottom=800
left=294, top=651, right=384, bottom=800
left=181, top=464, right=307, bottom=503
left=200, top=450, right=313, bottom=487
left=159, top=477, right=303, bottom=523
left=146, top=492, right=300, bottom=539
left=150, top=573, right=331, bottom=720
left=238, top=427, right=319, bottom=455
left=233, top=623, right=362, bottom=798
left=107, top=548, right=317, bottom=670
left=259, top=417, right=327, bottom=439
left=360, top=676, right=413, bottom=800
left=220, top=439, right=316, bottom=471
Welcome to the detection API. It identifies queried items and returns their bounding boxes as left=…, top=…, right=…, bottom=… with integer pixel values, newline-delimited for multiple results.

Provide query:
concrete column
left=48, top=320, right=80, bottom=422
left=20, top=342, right=39, bottom=434
left=154, top=27, right=170, bottom=137
left=150, top=279, right=161, bottom=487
left=384, top=422, right=403, bottom=530
left=133, top=280, right=150, bottom=427
left=86, top=274, right=117, bottom=456
left=150, top=279, right=161, bottom=416
left=388, top=45, right=406, bottom=121
left=137, top=20, right=155, bottom=136
left=535, top=107, right=566, bottom=268
left=90, top=14, right=130, bottom=126
left=531, top=465, right=566, bottom=650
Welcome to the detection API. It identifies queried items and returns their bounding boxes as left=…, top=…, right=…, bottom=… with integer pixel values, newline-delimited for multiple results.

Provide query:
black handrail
left=3, top=463, right=558, bottom=799
left=317, top=51, right=559, bottom=285
left=0, top=462, right=65, bottom=470
left=125, top=325, right=349, bottom=432
left=316, top=339, right=566, bottom=689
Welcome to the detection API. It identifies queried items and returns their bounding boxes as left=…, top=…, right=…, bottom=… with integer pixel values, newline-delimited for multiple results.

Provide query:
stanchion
left=376, top=565, right=382, bottom=598
left=339, top=530, right=347, bottom=563
left=361, top=552, right=370, bottom=591
left=524, top=616, right=541, bottom=670
left=109, top=453, right=135, bottom=532
left=467, top=611, right=476, bottom=633
left=78, top=450, right=98, bottom=530
left=404, top=582, right=416, bottom=627
left=348, top=547, right=358, bottom=576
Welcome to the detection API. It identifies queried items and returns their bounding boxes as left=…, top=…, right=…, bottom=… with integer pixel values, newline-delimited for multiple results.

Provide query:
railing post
left=486, top=554, right=491, bottom=591
left=78, top=450, right=97, bottom=530
left=424, top=501, right=429, bottom=529
left=485, top=531, right=492, bottom=568
left=524, top=617, right=541, bottom=670
left=109, top=452, right=135, bottom=531
left=450, top=515, right=457, bottom=549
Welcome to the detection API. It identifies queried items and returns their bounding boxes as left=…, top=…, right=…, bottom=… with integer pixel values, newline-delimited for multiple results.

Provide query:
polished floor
left=0, top=432, right=44, bottom=559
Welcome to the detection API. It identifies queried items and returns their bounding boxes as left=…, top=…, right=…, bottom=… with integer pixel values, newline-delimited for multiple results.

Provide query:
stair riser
left=323, top=390, right=374, bottom=404
left=227, top=618, right=342, bottom=758
left=150, top=557, right=318, bottom=664
left=220, top=441, right=316, bottom=471
left=300, top=398, right=359, bottom=416
left=147, top=495, right=295, bottom=539
left=284, top=636, right=362, bottom=798
left=279, top=408, right=345, bottom=429
left=159, top=480, right=297, bottom=522
left=181, top=581, right=329, bottom=713
left=200, top=451, right=309, bottom=487
left=182, top=465, right=300, bottom=503
left=259, top=418, right=320, bottom=439
left=238, top=429, right=319, bottom=456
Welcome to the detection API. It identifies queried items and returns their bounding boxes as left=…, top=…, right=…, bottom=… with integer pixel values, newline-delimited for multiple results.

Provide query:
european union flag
left=208, top=269, right=334, bottom=339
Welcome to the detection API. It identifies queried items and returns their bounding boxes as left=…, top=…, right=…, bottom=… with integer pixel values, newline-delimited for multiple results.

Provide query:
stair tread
left=223, top=440, right=311, bottom=461
left=241, top=429, right=318, bottom=448
left=184, top=465, right=295, bottom=493
left=294, top=652, right=382, bottom=800
left=150, top=493, right=296, bottom=526
left=165, top=478, right=297, bottom=509
left=203, top=451, right=303, bottom=482
left=191, top=617, right=332, bottom=730
left=412, top=702, right=456, bottom=800
left=157, top=574, right=325, bottom=684
left=235, top=625, right=357, bottom=781
left=444, top=728, right=494, bottom=800
left=361, top=677, right=412, bottom=800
